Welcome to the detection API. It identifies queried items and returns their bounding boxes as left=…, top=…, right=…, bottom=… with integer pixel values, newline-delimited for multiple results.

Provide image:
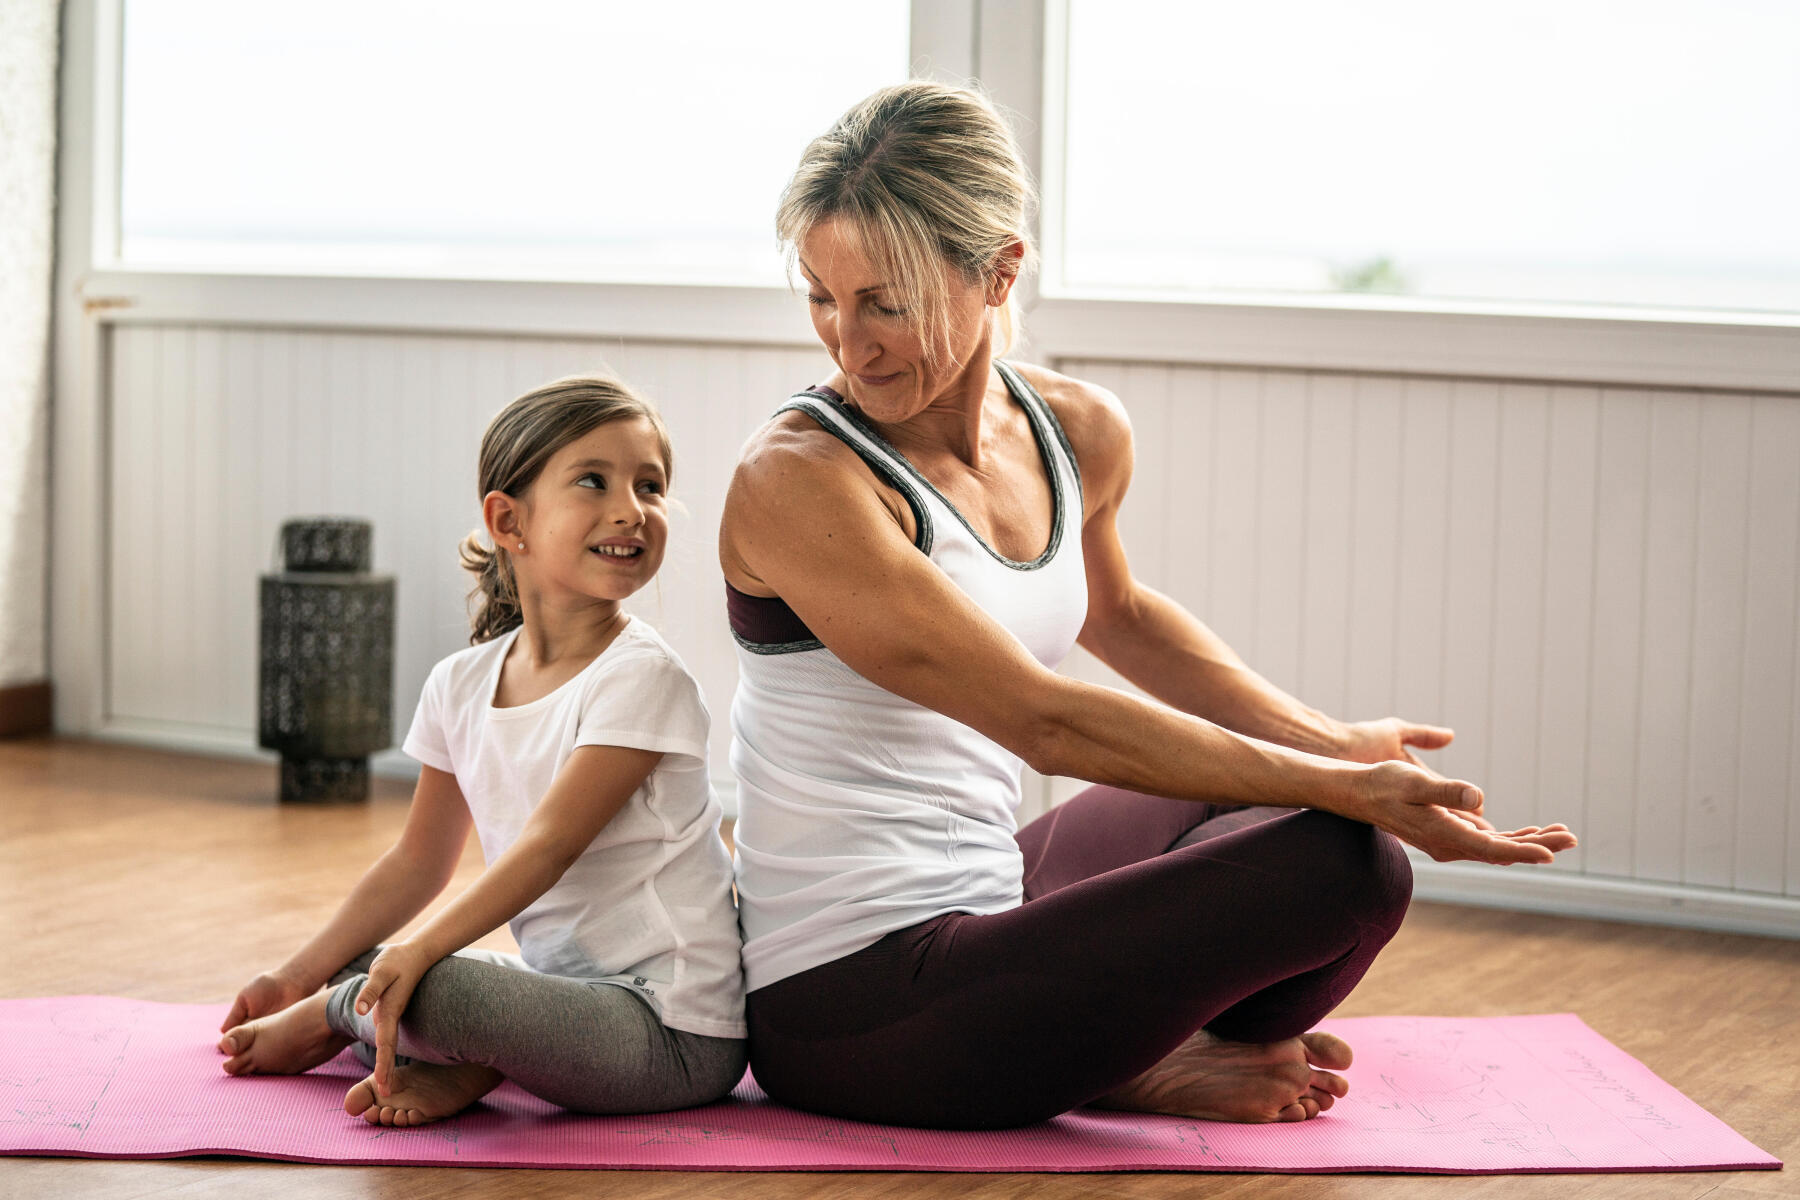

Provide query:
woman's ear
left=986, top=239, right=1027, bottom=307
left=482, top=490, right=524, bottom=549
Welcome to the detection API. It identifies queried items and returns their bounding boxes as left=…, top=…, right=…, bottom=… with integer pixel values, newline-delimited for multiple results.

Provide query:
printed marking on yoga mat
left=619, top=1122, right=751, bottom=1147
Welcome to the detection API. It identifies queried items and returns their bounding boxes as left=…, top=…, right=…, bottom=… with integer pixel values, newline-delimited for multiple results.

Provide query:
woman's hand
left=1345, top=761, right=1577, bottom=865
left=1335, top=719, right=1503, bottom=832
left=1335, top=717, right=1456, bottom=767
left=220, top=968, right=312, bottom=1033
left=354, top=941, right=440, bottom=1096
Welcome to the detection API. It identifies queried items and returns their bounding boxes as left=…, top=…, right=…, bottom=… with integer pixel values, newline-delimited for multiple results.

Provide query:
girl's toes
left=344, top=1078, right=376, bottom=1116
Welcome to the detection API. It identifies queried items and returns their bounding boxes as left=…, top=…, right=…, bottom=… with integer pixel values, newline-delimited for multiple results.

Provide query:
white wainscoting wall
left=98, top=324, right=1800, bottom=935
left=1042, top=359, right=1800, bottom=931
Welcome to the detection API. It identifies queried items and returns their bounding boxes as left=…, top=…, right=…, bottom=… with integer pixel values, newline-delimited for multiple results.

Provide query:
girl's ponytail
left=459, top=531, right=524, bottom=644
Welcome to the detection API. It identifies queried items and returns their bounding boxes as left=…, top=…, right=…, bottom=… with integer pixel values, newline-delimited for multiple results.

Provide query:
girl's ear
left=482, top=490, right=524, bottom=547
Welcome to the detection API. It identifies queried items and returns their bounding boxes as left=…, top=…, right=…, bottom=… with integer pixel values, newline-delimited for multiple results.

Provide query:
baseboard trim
left=1410, top=856, right=1800, bottom=940
left=0, top=681, right=52, bottom=737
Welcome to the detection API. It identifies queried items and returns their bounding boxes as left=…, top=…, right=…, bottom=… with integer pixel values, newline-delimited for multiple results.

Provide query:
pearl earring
left=516, top=542, right=525, bottom=551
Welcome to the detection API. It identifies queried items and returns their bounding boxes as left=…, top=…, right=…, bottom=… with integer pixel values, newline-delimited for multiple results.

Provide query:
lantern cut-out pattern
left=258, top=518, right=395, bottom=802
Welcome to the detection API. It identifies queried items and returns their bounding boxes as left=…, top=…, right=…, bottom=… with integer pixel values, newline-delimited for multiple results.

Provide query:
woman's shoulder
left=1005, top=362, right=1127, bottom=437
left=727, top=394, right=906, bottom=527
left=1004, top=362, right=1133, bottom=503
left=736, top=395, right=868, bottom=479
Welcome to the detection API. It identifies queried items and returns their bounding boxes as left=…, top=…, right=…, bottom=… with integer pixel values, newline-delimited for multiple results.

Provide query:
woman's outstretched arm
left=721, top=413, right=1572, bottom=868
left=1042, top=366, right=1454, bottom=767
left=220, top=765, right=473, bottom=1031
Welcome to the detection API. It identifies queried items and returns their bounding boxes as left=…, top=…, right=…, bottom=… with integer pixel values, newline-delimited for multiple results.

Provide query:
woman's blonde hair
left=776, top=81, right=1038, bottom=366
left=459, top=375, right=673, bottom=644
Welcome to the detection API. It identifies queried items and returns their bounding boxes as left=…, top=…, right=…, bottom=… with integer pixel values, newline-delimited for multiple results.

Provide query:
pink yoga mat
left=0, top=998, right=1779, bottom=1174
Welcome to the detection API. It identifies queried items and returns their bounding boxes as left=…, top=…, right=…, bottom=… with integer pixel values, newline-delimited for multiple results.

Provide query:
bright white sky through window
left=120, top=1, right=909, bottom=284
left=1061, top=0, right=1800, bottom=313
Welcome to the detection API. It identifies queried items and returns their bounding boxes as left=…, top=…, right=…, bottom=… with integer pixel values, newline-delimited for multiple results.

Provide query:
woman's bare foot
left=217, top=990, right=353, bottom=1076
left=343, top=1062, right=504, bottom=1126
left=1092, top=1029, right=1354, bottom=1122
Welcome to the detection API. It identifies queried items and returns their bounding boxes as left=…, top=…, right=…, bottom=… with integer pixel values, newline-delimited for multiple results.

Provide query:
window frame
left=1028, top=0, right=1800, bottom=391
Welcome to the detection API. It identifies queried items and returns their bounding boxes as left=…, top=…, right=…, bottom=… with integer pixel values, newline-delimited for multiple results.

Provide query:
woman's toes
left=1309, top=1067, right=1350, bottom=1098
left=1279, top=1095, right=1320, bottom=1121
left=1300, top=1031, right=1353, bottom=1070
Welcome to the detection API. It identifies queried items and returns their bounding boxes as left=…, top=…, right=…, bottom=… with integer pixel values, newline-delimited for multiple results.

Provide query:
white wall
left=1044, top=361, right=1800, bottom=903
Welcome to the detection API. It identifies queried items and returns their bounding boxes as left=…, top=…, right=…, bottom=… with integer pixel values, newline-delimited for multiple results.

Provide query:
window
left=119, top=0, right=909, bottom=285
left=1055, top=0, right=1800, bottom=314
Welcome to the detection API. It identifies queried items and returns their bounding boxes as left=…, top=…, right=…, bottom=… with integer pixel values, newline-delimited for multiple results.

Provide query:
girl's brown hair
left=459, top=375, right=673, bottom=643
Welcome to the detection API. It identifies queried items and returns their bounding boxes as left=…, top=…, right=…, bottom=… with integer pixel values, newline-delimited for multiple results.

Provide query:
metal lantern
left=258, top=517, right=396, bottom=803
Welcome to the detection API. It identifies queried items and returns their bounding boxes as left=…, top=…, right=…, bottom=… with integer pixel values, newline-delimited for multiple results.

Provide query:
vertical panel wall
left=1050, top=359, right=1800, bottom=904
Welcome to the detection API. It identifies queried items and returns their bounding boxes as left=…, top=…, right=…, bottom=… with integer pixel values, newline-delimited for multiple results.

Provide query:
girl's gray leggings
left=324, top=947, right=746, bottom=1114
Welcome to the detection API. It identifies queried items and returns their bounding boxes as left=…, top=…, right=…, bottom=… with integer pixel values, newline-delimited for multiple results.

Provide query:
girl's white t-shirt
left=402, top=617, right=746, bottom=1040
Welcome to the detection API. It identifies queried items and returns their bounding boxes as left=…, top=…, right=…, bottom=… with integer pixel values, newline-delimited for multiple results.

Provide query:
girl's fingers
left=356, top=974, right=387, bottom=1017
left=374, top=1009, right=396, bottom=1094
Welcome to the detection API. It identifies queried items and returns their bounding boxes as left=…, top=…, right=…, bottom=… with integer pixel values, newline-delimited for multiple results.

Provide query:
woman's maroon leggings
left=745, top=787, right=1412, bottom=1129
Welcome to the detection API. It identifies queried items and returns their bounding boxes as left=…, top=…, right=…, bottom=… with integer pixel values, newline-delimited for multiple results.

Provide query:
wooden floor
left=2, top=737, right=1794, bottom=1200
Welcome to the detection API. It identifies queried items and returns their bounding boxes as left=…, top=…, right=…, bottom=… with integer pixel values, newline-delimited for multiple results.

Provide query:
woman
left=720, top=82, right=1575, bottom=1131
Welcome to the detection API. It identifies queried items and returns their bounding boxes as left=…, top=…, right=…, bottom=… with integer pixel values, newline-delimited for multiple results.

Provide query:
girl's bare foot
left=1093, top=1029, right=1353, bottom=1122
left=343, top=1062, right=504, bottom=1126
left=217, top=990, right=353, bottom=1076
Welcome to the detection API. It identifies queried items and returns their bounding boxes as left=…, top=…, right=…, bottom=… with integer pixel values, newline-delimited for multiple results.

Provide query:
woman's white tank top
left=728, top=362, right=1089, bottom=991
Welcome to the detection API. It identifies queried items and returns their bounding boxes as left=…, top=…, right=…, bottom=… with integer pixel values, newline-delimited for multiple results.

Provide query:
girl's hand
left=220, top=968, right=311, bottom=1033
left=1346, top=761, right=1578, bottom=865
left=354, top=941, right=439, bottom=1095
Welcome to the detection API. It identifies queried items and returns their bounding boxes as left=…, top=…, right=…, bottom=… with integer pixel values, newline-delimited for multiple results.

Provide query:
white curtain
left=0, top=0, right=60, bottom=690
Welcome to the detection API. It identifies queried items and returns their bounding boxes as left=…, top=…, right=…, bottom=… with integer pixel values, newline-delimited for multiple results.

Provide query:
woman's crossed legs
left=747, top=788, right=1412, bottom=1129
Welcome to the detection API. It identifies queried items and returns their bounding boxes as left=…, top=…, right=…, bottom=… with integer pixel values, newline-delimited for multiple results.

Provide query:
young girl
left=215, top=376, right=747, bottom=1126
